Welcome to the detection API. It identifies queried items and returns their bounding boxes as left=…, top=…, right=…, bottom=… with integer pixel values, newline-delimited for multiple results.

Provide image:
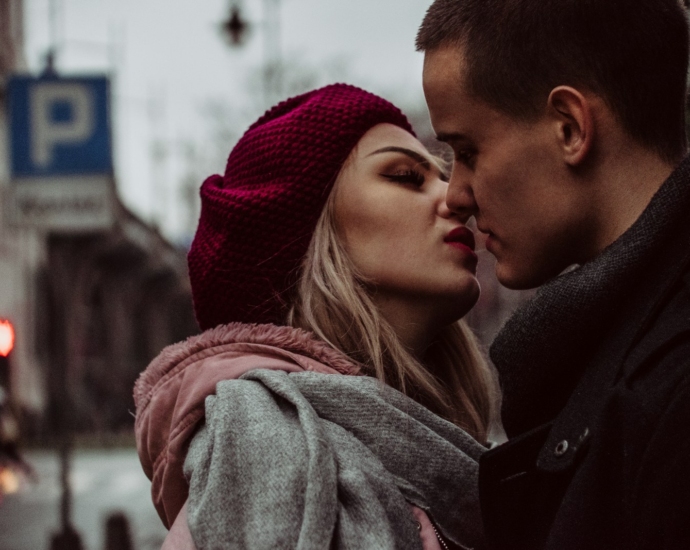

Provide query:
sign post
left=6, top=74, right=115, bottom=550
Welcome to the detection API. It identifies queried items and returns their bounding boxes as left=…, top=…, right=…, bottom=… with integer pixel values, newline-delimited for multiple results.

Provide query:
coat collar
left=491, top=155, right=690, bottom=438
left=134, top=322, right=361, bottom=415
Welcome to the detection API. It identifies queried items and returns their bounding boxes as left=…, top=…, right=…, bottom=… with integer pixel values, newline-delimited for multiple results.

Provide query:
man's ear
left=547, top=86, right=594, bottom=167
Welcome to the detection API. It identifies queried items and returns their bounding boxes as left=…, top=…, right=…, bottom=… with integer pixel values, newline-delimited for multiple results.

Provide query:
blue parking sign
left=8, top=76, right=113, bottom=177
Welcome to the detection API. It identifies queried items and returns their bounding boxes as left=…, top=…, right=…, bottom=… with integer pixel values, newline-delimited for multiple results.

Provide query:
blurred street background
left=0, top=0, right=532, bottom=548
left=0, top=448, right=167, bottom=550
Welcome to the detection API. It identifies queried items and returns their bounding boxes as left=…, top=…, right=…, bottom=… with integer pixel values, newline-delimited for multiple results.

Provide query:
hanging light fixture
left=222, top=4, right=250, bottom=47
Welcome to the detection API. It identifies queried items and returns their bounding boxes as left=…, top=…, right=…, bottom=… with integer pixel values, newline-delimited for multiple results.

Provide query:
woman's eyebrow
left=367, top=146, right=431, bottom=169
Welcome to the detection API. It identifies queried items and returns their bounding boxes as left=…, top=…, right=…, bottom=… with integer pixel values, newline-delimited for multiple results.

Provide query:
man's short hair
left=417, top=0, right=689, bottom=162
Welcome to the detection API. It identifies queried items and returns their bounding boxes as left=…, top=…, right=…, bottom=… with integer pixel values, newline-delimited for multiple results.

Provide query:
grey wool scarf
left=490, top=155, right=690, bottom=437
left=184, top=370, right=486, bottom=550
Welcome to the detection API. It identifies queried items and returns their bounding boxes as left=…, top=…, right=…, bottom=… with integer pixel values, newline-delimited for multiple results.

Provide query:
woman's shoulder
left=135, top=322, right=360, bottom=412
left=133, top=321, right=362, bottom=527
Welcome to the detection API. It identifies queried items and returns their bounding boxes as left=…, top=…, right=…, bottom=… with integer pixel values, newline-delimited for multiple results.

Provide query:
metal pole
left=49, top=240, right=85, bottom=550
left=262, top=0, right=281, bottom=107
left=58, top=427, right=73, bottom=532
left=47, top=0, right=60, bottom=69
left=49, top=0, right=58, bottom=50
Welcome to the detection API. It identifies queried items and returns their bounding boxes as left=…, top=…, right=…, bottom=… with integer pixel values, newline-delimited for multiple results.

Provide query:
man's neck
left=587, top=144, right=679, bottom=258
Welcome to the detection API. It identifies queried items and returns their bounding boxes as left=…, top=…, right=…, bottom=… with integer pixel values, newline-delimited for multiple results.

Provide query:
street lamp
left=220, top=0, right=282, bottom=108
left=221, top=4, right=250, bottom=47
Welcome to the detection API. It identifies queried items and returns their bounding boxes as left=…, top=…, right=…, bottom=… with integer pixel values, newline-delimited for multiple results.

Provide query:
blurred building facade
left=1, top=0, right=536, bottom=443
left=0, top=0, right=198, bottom=440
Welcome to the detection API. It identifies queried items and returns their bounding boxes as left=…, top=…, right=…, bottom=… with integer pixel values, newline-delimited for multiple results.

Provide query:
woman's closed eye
left=380, top=168, right=425, bottom=187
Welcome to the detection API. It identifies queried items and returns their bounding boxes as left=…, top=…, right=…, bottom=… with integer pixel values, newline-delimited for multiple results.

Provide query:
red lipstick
left=444, top=227, right=478, bottom=260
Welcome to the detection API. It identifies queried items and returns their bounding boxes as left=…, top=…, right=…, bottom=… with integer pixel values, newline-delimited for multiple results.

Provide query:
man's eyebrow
left=367, top=146, right=431, bottom=168
left=435, top=132, right=470, bottom=144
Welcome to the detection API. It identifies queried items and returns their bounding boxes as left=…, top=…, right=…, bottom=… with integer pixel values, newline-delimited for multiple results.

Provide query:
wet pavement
left=0, top=448, right=167, bottom=550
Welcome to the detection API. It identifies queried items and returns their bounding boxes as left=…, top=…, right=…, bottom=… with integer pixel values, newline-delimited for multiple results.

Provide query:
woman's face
left=334, top=123, right=480, bottom=326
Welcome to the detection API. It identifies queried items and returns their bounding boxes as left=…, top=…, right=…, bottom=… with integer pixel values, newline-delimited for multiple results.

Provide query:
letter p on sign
left=30, top=83, right=95, bottom=168
left=8, top=76, right=112, bottom=177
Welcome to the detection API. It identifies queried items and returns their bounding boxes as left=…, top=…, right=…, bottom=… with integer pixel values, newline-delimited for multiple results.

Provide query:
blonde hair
left=287, top=181, right=499, bottom=443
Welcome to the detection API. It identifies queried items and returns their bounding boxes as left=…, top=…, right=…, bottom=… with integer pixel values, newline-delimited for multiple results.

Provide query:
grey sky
left=23, top=0, right=434, bottom=239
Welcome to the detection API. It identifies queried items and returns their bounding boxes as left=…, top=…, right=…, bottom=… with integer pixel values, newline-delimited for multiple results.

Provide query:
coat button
left=578, top=427, right=590, bottom=444
left=554, top=440, right=569, bottom=457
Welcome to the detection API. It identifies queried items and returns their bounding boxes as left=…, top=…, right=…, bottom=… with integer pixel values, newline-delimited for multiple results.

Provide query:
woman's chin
left=428, top=283, right=481, bottom=326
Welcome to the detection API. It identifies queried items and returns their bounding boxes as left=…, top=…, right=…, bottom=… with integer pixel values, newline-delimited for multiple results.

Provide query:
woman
left=135, top=84, right=498, bottom=550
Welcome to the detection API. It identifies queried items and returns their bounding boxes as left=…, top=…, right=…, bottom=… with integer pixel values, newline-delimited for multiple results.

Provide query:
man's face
left=423, top=46, right=592, bottom=289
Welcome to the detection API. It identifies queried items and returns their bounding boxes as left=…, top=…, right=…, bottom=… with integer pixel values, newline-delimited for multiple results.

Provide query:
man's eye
left=381, top=169, right=425, bottom=187
left=455, top=149, right=476, bottom=167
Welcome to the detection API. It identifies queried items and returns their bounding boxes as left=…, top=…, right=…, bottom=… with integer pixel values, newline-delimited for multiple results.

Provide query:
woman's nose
left=437, top=198, right=454, bottom=219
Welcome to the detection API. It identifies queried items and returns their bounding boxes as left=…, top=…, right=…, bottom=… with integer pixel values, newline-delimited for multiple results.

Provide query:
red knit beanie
left=188, top=84, right=414, bottom=330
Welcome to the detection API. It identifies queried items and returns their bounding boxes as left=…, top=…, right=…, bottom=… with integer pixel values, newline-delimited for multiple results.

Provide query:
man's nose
left=445, top=168, right=478, bottom=218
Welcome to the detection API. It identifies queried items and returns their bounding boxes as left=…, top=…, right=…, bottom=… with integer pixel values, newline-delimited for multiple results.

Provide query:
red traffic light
left=0, top=320, right=15, bottom=357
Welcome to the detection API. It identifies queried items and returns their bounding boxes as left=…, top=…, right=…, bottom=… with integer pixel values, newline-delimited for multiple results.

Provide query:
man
left=417, top=1, right=690, bottom=549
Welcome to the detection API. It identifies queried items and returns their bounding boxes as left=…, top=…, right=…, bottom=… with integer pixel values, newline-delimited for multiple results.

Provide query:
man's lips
left=484, top=232, right=497, bottom=254
left=474, top=222, right=497, bottom=252
left=444, top=227, right=477, bottom=257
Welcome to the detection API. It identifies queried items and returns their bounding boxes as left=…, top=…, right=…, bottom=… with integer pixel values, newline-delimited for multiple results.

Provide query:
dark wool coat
left=480, top=155, right=690, bottom=550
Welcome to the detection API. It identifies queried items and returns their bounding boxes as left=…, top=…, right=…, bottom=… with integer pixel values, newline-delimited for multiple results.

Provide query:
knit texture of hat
left=188, top=83, right=414, bottom=330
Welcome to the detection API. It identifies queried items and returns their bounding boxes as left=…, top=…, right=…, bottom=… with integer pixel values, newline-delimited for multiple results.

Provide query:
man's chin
left=494, top=262, right=551, bottom=290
